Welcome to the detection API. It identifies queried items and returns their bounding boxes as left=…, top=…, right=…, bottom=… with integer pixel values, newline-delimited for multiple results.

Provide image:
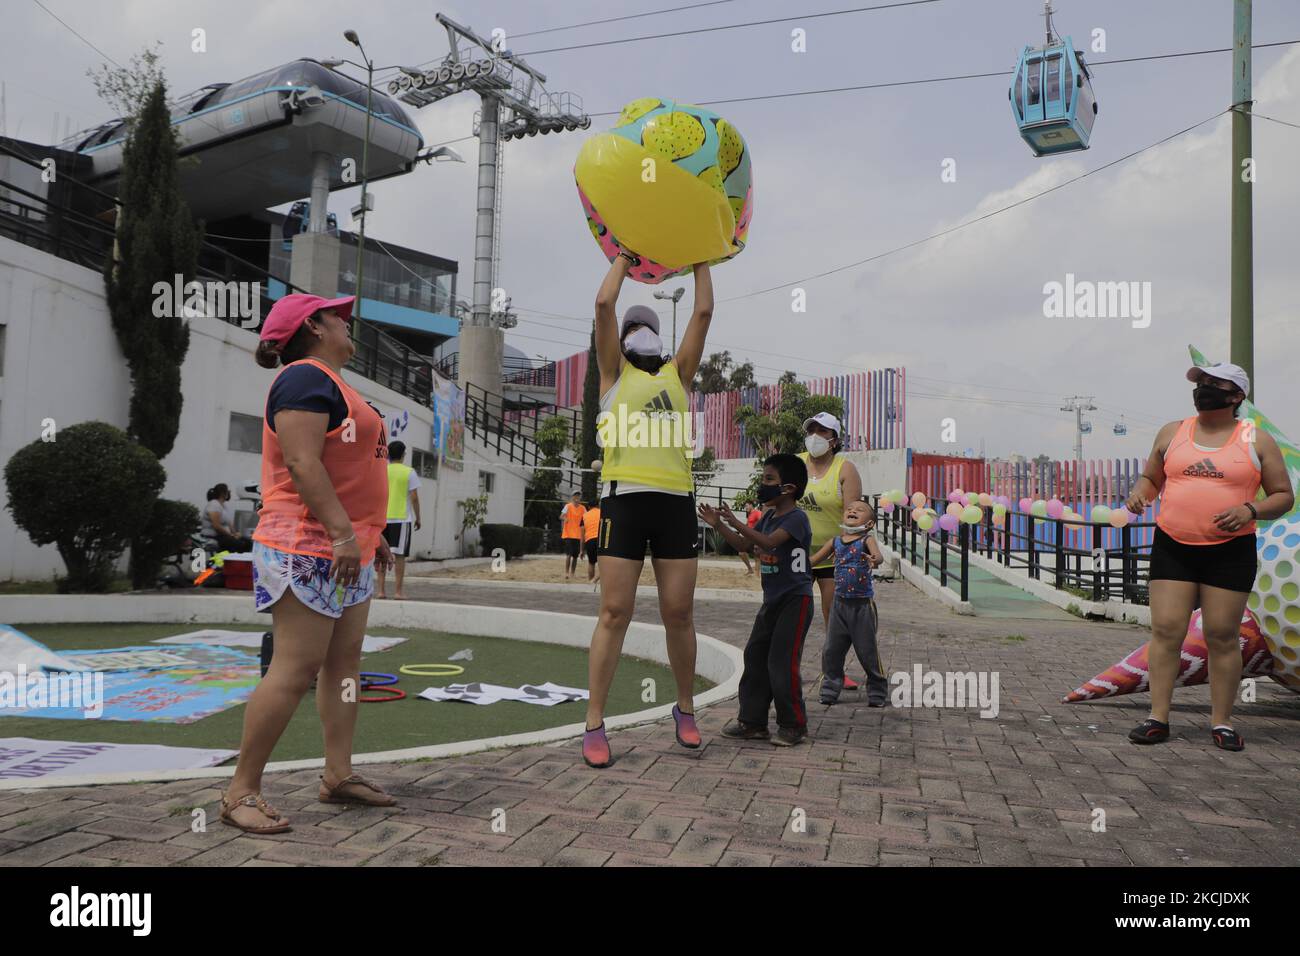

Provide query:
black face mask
left=1193, top=385, right=1235, bottom=411
left=624, top=351, right=667, bottom=374
left=756, top=483, right=786, bottom=503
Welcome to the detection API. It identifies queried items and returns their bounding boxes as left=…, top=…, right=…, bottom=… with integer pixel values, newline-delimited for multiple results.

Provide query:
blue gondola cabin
left=1010, top=35, right=1097, bottom=156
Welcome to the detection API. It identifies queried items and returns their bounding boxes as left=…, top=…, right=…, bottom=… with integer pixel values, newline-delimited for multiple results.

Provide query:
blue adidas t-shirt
left=756, top=507, right=814, bottom=605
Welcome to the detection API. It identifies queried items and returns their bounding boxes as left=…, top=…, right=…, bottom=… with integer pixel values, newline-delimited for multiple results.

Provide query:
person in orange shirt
left=560, top=492, right=587, bottom=581
left=1124, top=363, right=1292, bottom=752
left=583, top=503, right=602, bottom=586
left=221, top=293, right=397, bottom=835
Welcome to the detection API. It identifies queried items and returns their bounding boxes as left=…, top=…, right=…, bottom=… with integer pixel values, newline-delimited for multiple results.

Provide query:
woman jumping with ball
left=582, top=253, right=713, bottom=768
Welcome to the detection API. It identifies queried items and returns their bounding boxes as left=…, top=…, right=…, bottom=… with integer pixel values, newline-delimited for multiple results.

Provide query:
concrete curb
left=876, top=544, right=975, bottom=615
left=0, top=594, right=744, bottom=790
left=403, top=576, right=762, bottom=604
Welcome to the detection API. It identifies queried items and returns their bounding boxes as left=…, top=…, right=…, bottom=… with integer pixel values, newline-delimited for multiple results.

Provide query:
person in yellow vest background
left=583, top=501, right=602, bottom=586
left=798, top=412, right=863, bottom=628
left=377, top=440, right=421, bottom=600
left=560, top=491, right=588, bottom=582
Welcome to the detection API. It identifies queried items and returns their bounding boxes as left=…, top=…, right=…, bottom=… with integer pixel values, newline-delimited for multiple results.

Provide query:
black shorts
left=1149, top=526, right=1257, bottom=593
left=563, top=537, right=582, bottom=558
left=585, top=539, right=598, bottom=564
left=598, top=490, right=698, bottom=561
left=382, top=521, right=411, bottom=558
left=811, top=566, right=835, bottom=581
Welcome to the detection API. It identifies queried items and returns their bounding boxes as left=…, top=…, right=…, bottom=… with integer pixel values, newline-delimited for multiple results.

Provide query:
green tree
left=102, top=72, right=202, bottom=459
left=580, top=329, right=600, bottom=503
left=525, top=415, right=572, bottom=540
left=778, top=370, right=798, bottom=385
left=456, top=493, right=491, bottom=558
left=732, top=381, right=845, bottom=502
left=4, top=422, right=164, bottom=592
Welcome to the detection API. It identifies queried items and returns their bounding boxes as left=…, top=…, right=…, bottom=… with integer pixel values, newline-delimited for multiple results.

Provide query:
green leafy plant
left=731, top=381, right=846, bottom=500
left=4, top=422, right=164, bottom=592
left=456, top=493, right=491, bottom=558
left=129, top=498, right=200, bottom=589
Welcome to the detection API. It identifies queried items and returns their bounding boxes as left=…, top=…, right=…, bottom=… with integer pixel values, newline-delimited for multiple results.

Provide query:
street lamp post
left=344, top=30, right=372, bottom=344
left=653, top=286, right=685, bottom=352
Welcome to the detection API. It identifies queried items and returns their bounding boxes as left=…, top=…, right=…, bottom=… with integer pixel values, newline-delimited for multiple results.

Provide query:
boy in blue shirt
left=699, top=454, right=814, bottom=746
left=811, top=497, right=886, bottom=706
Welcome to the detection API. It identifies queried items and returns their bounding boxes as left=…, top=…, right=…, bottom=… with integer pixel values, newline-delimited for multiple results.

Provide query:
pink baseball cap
left=259, top=293, right=356, bottom=347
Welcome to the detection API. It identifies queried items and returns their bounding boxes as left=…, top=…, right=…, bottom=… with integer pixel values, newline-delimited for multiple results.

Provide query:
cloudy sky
left=6, top=0, right=1300, bottom=461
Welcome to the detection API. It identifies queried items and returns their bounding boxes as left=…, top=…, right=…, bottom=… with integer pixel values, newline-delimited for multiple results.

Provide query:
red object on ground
left=221, top=554, right=254, bottom=591
left=1063, top=608, right=1273, bottom=702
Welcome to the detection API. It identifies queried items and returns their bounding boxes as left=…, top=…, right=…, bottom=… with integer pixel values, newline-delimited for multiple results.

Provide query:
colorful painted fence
left=553, top=350, right=906, bottom=459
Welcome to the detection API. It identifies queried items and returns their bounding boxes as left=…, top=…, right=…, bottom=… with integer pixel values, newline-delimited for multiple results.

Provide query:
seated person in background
left=201, top=483, right=252, bottom=553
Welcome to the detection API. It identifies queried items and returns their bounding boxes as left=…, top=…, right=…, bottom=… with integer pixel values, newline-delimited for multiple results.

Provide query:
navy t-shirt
left=756, top=507, right=814, bottom=605
left=265, top=364, right=348, bottom=433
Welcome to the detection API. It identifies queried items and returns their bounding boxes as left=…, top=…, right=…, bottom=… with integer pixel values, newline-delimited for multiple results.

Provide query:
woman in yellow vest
left=798, top=412, right=863, bottom=634
left=582, top=253, right=713, bottom=768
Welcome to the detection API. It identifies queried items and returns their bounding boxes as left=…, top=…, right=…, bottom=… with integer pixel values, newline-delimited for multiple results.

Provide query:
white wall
left=0, top=236, right=526, bottom=580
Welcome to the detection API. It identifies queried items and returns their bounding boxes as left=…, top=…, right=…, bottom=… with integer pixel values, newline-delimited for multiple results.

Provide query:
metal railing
left=435, top=351, right=557, bottom=388
left=873, top=494, right=1153, bottom=607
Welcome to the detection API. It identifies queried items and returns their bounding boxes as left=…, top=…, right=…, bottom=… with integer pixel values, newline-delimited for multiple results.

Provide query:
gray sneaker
left=771, top=726, right=807, bottom=747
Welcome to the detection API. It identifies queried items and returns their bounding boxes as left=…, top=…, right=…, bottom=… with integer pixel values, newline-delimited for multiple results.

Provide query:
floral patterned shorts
left=252, top=542, right=374, bottom=619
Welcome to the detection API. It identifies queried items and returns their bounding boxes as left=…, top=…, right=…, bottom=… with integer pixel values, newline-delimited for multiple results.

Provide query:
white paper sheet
left=0, top=737, right=237, bottom=780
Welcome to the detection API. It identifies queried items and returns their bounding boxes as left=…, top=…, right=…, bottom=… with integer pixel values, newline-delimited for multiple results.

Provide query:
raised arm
left=672, top=263, right=714, bottom=387
left=595, top=256, right=632, bottom=394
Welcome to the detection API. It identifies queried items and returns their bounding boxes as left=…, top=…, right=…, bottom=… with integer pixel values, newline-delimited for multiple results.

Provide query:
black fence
left=872, top=493, right=1153, bottom=607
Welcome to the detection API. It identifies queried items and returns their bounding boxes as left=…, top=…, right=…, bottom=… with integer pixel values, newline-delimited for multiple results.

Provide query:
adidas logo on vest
left=1182, top=457, right=1225, bottom=479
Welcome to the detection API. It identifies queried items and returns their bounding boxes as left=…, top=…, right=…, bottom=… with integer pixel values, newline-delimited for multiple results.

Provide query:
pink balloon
left=938, top=513, right=959, bottom=533
left=1019, top=497, right=1033, bottom=512
left=1046, top=498, right=1065, bottom=519
left=880, top=500, right=895, bottom=513
left=946, top=502, right=964, bottom=517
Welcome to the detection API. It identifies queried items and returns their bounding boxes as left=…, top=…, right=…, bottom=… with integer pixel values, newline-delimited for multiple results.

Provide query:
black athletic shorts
left=598, top=488, right=698, bottom=561
left=563, top=537, right=581, bottom=558
left=1149, top=526, right=1257, bottom=593
left=382, top=521, right=411, bottom=558
left=811, top=566, right=835, bottom=581
left=585, top=539, right=598, bottom=564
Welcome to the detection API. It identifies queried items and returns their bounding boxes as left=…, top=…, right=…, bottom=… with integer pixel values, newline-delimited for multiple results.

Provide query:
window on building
left=412, top=448, right=439, bottom=479
left=228, top=412, right=262, bottom=453
left=479, top=471, right=495, bottom=494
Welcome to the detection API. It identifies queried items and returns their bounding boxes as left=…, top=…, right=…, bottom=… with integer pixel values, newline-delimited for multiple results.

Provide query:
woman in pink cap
left=220, top=293, right=397, bottom=834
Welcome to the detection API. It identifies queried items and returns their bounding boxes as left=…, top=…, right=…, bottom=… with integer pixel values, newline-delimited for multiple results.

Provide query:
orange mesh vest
left=253, top=358, right=389, bottom=562
left=583, top=507, right=601, bottom=542
left=561, top=503, right=586, bottom=540
left=1156, top=416, right=1260, bottom=545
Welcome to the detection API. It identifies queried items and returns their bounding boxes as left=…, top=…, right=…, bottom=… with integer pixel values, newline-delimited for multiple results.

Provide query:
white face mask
left=805, top=434, right=832, bottom=457
left=622, top=327, right=662, bottom=356
left=840, top=521, right=869, bottom=534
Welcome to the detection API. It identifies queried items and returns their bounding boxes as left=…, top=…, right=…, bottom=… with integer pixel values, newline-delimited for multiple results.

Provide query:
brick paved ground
left=2, top=577, right=1298, bottom=867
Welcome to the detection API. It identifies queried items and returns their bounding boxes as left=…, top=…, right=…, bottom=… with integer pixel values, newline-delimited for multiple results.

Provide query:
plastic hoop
left=360, top=672, right=398, bottom=687
left=359, top=687, right=407, bottom=703
left=399, top=664, right=465, bottom=677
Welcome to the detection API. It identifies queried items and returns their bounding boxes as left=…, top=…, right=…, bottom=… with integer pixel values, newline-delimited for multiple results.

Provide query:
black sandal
left=1211, top=726, right=1244, bottom=751
left=1128, top=718, right=1170, bottom=745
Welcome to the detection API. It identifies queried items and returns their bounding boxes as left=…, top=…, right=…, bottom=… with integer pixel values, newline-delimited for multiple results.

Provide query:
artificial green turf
left=5, top=623, right=710, bottom=762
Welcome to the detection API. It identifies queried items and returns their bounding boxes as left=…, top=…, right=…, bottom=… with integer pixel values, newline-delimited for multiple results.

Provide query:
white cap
left=1186, top=362, right=1249, bottom=396
left=803, top=411, right=841, bottom=436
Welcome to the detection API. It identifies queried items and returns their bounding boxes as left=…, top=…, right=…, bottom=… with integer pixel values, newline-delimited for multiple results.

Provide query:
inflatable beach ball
left=1250, top=514, right=1300, bottom=691
left=575, top=97, right=753, bottom=284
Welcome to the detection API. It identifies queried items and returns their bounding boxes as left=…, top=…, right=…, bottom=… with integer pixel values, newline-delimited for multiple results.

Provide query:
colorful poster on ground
left=0, top=625, right=80, bottom=673
left=152, top=630, right=406, bottom=653
left=3, top=645, right=260, bottom=723
left=0, top=737, right=236, bottom=781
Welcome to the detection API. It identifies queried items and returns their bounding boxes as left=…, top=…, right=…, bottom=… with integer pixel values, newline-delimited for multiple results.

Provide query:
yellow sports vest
left=386, top=462, right=414, bottom=521
left=599, top=362, right=693, bottom=492
left=798, top=452, right=845, bottom=569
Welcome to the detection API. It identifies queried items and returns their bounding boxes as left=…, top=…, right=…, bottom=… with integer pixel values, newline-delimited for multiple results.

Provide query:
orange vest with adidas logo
left=253, top=358, right=389, bottom=562
left=1156, top=416, right=1259, bottom=545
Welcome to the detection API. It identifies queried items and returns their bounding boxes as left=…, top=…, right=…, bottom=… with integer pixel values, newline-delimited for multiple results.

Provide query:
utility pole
left=1231, top=0, right=1254, bottom=398
left=1060, top=395, right=1097, bottom=462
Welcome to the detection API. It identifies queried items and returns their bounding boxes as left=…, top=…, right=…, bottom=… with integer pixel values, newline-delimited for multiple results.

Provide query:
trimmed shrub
left=4, top=422, right=164, bottom=592
left=523, top=526, right=544, bottom=554
left=480, top=523, right=531, bottom=559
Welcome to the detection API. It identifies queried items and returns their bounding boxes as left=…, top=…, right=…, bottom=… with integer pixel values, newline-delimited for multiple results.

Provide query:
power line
left=29, top=0, right=122, bottom=68
left=512, top=0, right=742, bottom=40
left=515, top=0, right=945, bottom=57
left=1255, top=111, right=1300, bottom=131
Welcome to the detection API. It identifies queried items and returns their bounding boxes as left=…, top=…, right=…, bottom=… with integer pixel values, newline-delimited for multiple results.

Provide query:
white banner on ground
left=417, top=681, right=590, bottom=707
left=0, top=737, right=237, bottom=781
left=0, top=626, right=80, bottom=673
left=153, top=630, right=407, bottom=653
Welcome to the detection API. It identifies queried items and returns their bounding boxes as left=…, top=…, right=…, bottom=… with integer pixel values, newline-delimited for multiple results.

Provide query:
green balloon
left=961, top=505, right=982, bottom=524
left=1030, top=500, right=1048, bottom=517
left=1091, top=505, right=1112, bottom=524
left=917, top=513, right=935, bottom=531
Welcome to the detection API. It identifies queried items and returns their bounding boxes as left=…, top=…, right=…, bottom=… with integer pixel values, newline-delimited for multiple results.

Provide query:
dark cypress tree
left=580, top=327, right=600, bottom=502
left=103, top=80, right=202, bottom=459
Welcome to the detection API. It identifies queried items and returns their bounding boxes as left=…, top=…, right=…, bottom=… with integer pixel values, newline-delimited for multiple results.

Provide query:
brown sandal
left=220, top=792, right=292, bottom=834
left=318, top=773, right=399, bottom=807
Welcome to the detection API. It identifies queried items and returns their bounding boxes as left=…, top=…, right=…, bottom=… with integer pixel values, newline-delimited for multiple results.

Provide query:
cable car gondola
left=1113, top=417, right=1127, bottom=436
left=1009, top=2, right=1098, bottom=156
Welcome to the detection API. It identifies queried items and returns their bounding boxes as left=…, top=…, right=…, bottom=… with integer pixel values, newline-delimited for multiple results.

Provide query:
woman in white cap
left=799, top=412, right=863, bottom=634
left=220, top=293, right=398, bottom=834
left=581, top=253, right=713, bottom=768
left=1124, top=362, right=1292, bottom=752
